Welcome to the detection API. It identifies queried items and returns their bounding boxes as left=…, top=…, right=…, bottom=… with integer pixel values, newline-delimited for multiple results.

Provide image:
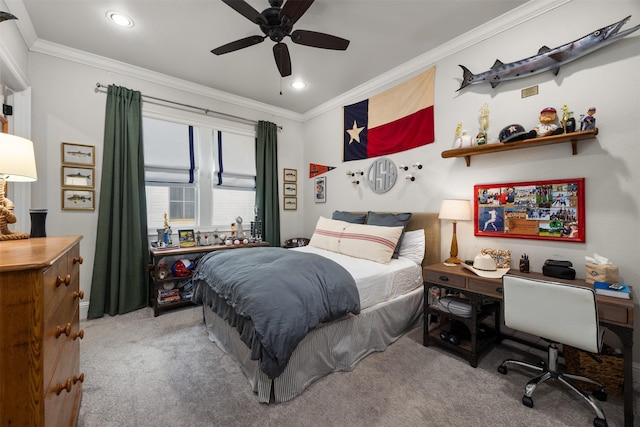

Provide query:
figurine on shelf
left=533, top=107, right=563, bottom=137
left=196, top=231, right=201, bottom=246
left=580, top=107, right=597, bottom=131
left=476, top=103, right=490, bottom=145
left=163, top=212, right=172, bottom=245
left=561, top=104, right=576, bottom=133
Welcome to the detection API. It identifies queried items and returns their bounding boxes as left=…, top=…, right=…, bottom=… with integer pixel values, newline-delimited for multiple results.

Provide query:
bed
left=193, top=212, right=440, bottom=403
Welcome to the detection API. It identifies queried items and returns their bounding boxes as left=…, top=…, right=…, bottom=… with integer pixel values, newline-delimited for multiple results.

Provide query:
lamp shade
left=438, top=199, right=472, bottom=221
left=0, top=133, right=37, bottom=181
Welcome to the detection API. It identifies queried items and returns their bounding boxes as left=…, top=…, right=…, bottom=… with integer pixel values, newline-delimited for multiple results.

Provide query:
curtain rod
left=95, top=83, right=282, bottom=130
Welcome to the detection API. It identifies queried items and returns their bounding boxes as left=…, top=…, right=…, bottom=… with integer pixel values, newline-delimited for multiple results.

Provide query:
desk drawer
left=598, top=303, right=631, bottom=325
left=468, top=279, right=503, bottom=299
left=424, top=270, right=466, bottom=288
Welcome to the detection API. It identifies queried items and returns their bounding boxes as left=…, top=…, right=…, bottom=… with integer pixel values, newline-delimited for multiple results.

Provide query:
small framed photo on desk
left=178, top=229, right=196, bottom=247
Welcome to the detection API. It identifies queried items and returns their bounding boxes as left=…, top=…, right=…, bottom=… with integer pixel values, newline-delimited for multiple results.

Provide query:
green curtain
left=255, top=121, right=280, bottom=247
left=88, top=85, right=149, bottom=319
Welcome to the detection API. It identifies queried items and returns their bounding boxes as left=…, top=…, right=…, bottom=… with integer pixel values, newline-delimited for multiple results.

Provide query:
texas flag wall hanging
left=309, top=163, right=336, bottom=178
left=343, top=67, right=435, bottom=162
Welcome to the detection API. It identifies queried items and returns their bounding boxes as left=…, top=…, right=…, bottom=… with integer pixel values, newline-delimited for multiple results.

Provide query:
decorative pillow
left=366, top=212, right=412, bottom=259
left=332, top=211, right=367, bottom=224
left=398, top=229, right=425, bottom=266
left=309, top=217, right=403, bottom=264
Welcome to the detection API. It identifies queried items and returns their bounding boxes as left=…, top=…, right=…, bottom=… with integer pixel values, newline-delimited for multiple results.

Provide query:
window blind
left=213, top=130, right=256, bottom=189
left=143, top=117, right=196, bottom=183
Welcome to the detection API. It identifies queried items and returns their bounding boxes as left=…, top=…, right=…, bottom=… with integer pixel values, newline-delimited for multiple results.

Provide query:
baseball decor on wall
left=474, top=178, right=585, bottom=242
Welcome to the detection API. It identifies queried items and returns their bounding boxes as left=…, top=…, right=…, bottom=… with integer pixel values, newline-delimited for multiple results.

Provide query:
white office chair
left=497, top=274, right=608, bottom=427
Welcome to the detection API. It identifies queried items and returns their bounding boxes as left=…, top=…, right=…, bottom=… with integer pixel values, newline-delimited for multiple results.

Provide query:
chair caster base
left=522, top=395, right=534, bottom=408
left=593, top=417, right=607, bottom=427
left=592, top=389, right=607, bottom=402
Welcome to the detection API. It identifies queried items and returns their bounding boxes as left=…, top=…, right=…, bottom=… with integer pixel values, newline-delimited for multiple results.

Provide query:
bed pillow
left=331, top=211, right=367, bottom=224
left=398, top=229, right=425, bottom=266
left=309, top=216, right=403, bottom=264
left=366, top=212, right=412, bottom=259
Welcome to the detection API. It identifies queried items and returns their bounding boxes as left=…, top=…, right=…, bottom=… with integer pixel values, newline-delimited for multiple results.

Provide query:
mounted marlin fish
left=457, top=15, right=640, bottom=91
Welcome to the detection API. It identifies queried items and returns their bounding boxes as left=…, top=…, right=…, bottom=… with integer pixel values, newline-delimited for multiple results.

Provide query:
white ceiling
left=11, top=0, right=529, bottom=114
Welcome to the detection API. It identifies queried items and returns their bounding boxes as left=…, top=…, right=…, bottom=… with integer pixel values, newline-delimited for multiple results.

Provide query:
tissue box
left=585, top=263, right=619, bottom=285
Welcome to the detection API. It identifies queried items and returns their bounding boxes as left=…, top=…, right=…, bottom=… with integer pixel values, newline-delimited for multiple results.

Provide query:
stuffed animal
left=534, top=107, right=564, bottom=137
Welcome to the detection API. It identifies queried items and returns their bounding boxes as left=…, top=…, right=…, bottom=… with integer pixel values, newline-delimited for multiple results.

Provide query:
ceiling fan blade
left=273, top=43, right=292, bottom=77
left=211, top=35, right=265, bottom=55
left=279, top=0, right=314, bottom=27
left=0, top=11, right=18, bottom=22
left=290, top=29, right=350, bottom=50
left=221, top=0, right=267, bottom=25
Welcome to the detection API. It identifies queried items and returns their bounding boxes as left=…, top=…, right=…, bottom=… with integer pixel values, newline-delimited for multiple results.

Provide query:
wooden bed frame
left=200, top=212, right=441, bottom=403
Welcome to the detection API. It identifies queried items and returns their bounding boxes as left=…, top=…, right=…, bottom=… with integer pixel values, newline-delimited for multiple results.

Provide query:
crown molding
left=29, top=38, right=304, bottom=123
left=302, top=0, right=571, bottom=121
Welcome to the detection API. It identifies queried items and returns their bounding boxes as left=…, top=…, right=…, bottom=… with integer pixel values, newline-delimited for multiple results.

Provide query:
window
left=143, top=116, right=256, bottom=233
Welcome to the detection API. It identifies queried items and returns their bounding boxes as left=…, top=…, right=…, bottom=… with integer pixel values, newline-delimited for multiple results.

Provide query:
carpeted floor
left=78, top=305, right=637, bottom=427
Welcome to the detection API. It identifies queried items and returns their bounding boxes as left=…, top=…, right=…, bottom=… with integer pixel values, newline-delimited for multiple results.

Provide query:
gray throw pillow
left=366, top=212, right=412, bottom=258
left=332, top=211, right=367, bottom=224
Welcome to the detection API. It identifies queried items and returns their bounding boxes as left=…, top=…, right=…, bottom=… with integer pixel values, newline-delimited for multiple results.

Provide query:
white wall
left=303, top=2, right=640, bottom=360
left=27, top=54, right=305, bottom=319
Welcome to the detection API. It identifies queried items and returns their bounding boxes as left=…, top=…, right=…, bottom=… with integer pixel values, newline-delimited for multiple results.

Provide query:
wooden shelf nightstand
left=423, top=263, right=501, bottom=367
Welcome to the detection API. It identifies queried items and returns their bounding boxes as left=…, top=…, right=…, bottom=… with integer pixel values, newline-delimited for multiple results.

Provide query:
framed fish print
left=283, top=168, right=297, bottom=182
left=62, top=142, right=95, bottom=166
left=283, top=182, right=297, bottom=196
left=474, top=178, right=585, bottom=242
left=61, top=166, right=94, bottom=188
left=62, top=189, right=95, bottom=210
left=283, top=197, right=297, bottom=210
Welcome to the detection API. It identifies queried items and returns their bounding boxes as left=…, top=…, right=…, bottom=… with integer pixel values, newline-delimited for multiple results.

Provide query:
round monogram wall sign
left=367, top=157, right=397, bottom=193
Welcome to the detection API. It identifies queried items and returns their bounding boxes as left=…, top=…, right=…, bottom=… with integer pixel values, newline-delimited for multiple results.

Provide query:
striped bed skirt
left=201, top=286, right=424, bottom=403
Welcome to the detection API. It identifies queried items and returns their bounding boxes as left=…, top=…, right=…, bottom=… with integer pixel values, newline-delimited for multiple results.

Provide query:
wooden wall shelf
left=441, top=128, right=598, bottom=166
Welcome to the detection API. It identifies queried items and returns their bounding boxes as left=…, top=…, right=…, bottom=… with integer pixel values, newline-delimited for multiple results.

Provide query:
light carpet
left=78, top=305, right=637, bottom=427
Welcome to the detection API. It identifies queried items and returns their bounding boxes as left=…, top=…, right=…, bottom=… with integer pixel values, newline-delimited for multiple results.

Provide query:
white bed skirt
left=202, top=286, right=424, bottom=403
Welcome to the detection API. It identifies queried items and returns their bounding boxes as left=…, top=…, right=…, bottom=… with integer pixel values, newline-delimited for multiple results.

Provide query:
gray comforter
left=192, top=247, right=360, bottom=378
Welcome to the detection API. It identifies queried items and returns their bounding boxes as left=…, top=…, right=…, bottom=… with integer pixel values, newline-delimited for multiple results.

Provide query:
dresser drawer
left=424, top=270, right=466, bottom=288
left=44, top=303, right=80, bottom=389
left=468, top=278, right=503, bottom=298
left=43, top=252, right=71, bottom=314
left=44, top=338, right=81, bottom=427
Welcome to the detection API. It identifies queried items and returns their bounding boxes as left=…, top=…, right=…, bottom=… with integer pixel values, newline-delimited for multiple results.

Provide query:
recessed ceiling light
left=291, top=81, right=307, bottom=90
left=106, top=11, right=134, bottom=28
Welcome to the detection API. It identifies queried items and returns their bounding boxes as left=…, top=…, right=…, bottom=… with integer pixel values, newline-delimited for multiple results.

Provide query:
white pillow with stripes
left=309, top=216, right=403, bottom=264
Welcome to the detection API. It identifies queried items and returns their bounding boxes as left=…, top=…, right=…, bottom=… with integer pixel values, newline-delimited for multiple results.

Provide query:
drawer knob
left=72, top=329, right=85, bottom=340
left=54, top=378, right=73, bottom=395
left=73, top=290, right=85, bottom=300
left=438, top=275, right=450, bottom=282
left=73, top=256, right=84, bottom=265
left=55, top=323, right=72, bottom=338
left=56, top=274, right=71, bottom=287
left=73, top=373, right=85, bottom=384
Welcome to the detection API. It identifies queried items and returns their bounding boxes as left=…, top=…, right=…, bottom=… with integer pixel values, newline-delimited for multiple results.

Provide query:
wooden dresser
left=0, top=236, right=84, bottom=426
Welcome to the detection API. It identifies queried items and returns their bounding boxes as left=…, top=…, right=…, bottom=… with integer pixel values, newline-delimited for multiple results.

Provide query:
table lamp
left=0, top=133, right=38, bottom=240
left=438, top=199, right=472, bottom=264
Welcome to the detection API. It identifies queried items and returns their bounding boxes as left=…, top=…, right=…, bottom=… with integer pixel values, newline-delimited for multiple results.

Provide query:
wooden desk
left=423, top=263, right=634, bottom=426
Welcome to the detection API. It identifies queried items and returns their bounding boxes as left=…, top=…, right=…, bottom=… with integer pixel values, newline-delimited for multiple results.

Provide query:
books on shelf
left=158, top=288, right=181, bottom=304
left=594, top=281, right=631, bottom=299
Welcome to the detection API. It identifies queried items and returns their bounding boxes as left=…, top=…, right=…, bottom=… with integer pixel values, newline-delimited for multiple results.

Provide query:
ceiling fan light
left=107, top=11, right=134, bottom=28
left=291, top=81, right=306, bottom=89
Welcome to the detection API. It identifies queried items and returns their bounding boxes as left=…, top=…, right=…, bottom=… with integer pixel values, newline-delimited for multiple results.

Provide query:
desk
left=423, top=263, right=634, bottom=427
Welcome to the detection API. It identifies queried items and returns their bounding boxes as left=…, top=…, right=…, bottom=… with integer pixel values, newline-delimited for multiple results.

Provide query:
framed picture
left=283, top=197, right=297, bottom=210
left=283, top=182, right=297, bottom=196
left=314, top=176, right=326, bottom=203
left=62, top=189, right=95, bottom=210
left=283, top=168, right=297, bottom=182
left=178, top=229, right=196, bottom=247
left=474, top=178, right=585, bottom=242
left=61, top=142, right=95, bottom=166
left=61, top=166, right=94, bottom=188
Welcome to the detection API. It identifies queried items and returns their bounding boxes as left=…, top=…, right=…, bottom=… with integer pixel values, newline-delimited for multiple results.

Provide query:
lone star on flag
left=346, top=120, right=364, bottom=144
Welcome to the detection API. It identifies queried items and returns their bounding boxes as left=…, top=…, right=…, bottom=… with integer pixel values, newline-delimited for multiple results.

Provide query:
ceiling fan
left=212, top=0, right=350, bottom=77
